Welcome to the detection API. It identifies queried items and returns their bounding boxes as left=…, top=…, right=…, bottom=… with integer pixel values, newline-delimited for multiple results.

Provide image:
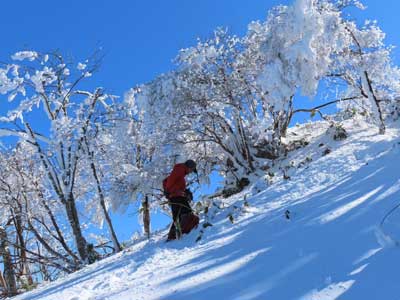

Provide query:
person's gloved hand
left=185, top=189, right=193, bottom=201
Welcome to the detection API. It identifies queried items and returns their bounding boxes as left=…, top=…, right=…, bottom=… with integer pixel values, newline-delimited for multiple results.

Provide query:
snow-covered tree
left=102, top=89, right=180, bottom=235
left=328, top=16, right=400, bottom=132
left=0, top=51, right=116, bottom=262
left=131, top=0, right=400, bottom=191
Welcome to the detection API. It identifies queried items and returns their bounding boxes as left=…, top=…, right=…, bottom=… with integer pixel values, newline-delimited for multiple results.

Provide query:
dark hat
left=185, top=159, right=197, bottom=173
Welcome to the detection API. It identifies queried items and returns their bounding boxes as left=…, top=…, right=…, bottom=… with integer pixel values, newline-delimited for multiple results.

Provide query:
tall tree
left=0, top=51, right=113, bottom=262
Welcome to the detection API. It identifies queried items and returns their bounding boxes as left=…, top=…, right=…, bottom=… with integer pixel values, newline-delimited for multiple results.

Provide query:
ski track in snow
left=13, top=119, right=400, bottom=300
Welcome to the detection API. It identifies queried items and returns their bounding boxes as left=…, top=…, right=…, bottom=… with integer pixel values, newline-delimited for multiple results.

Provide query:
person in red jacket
left=164, top=159, right=199, bottom=241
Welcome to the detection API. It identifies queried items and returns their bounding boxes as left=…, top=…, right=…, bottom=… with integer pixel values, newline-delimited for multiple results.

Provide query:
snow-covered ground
left=14, top=119, right=400, bottom=300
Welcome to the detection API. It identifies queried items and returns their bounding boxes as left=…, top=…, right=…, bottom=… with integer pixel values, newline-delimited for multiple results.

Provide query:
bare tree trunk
left=346, top=26, right=386, bottom=134
left=0, top=272, right=7, bottom=293
left=363, top=71, right=386, bottom=134
left=89, top=157, right=121, bottom=252
left=37, top=194, right=81, bottom=264
left=35, top=241, right=52, bottom=282
left=281, top=96, right=294, bottom=138
left=65, top=193, right=88, bottom=262
left=236, top=116, right=254, bottom=172
left=25, top=122, right=89, bottom=263
left=0, top=227, right=18, bottom=297
left=13, top=212, right=33, bottom=286
left=142, top=196, right=151, bottom=239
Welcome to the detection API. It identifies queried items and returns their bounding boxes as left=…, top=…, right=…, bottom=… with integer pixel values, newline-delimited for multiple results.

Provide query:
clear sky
left=1, top=0, right=399, bottom=97
left=1, top=0, right=399, bottom=240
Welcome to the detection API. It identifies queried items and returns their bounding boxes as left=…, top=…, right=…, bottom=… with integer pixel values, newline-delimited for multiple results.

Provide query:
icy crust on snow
left=13, top=119, right=400, bottom=300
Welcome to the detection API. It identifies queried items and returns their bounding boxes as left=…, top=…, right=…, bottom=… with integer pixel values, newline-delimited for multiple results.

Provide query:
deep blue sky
left=1, top=0, right=399, bottom=97
left=1, top=0, right=399, bottom=240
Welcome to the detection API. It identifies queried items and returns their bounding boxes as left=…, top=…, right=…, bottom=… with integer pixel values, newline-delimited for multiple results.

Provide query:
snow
left=77, top=63, right=87, bottom=70
left=13, top=119, right=400, bottom=300
left=299, top=280, right=355, bottom=300
left=11, top=51, right=38, bottom=61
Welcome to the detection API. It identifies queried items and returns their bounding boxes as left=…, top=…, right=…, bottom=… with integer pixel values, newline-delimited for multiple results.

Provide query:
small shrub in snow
left=222, top=177, right=250, bottom=198
left=323, top=148, right=332, bottom=156
left=228, top=213, right=235, bottom=224
left=286, top=138, right=310, bottom=152
left=282, top=164, right=294, bottom=180
left=298, top=156, right=313, bottom=168
left=327, top=123, right=348, bottom=141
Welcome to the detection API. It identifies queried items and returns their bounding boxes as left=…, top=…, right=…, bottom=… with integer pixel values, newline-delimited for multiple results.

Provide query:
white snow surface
left=14, top=119, right=400, bottom=300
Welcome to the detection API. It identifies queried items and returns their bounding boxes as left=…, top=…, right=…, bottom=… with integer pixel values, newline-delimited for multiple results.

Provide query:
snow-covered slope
left=14, top=119, right=400, bottom=300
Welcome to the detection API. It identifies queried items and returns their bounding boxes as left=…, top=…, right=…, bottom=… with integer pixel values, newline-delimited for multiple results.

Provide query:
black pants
left=167, top=197, right=192, bottom=240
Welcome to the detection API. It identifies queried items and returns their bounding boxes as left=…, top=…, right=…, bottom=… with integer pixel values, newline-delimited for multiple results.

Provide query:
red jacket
left=165, top=163, right=190, bottom=198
